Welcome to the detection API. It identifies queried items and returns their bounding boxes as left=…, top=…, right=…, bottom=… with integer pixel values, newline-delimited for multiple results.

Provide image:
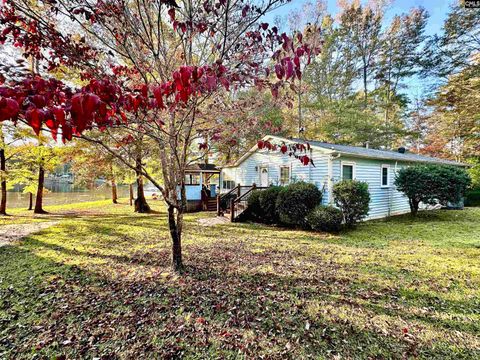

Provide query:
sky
left=264, top=0, right=457, bottom=100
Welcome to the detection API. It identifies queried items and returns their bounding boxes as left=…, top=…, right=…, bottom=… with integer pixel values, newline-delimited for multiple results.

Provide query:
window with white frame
left=279, top=166, right=290, bottom=185
left=222, top=180, right=236, bottom=190
left=381, top=165, right=390, bottom=187
left=185, top=173, right=200, bottom=185
left=341, top=162, right=355, bottom=180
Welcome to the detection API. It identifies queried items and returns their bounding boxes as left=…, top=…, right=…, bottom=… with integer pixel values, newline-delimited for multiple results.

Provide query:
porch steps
left=206, top=198, right=217, bottom=212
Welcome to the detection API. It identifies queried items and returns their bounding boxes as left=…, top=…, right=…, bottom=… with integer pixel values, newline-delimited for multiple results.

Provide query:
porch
left=184, top=164, right=220, bottom=212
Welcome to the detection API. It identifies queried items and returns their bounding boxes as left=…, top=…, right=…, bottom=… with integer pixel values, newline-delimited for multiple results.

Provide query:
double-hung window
left=341, top=162, right=355, bottom=181
left=279, top=166, right=290, bottom=185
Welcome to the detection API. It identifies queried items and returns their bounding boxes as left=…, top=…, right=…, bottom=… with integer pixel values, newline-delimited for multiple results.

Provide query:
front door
left=260, top=167, right=269, bottom=187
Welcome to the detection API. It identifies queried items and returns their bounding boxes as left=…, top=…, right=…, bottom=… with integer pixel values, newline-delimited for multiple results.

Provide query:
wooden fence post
left=216, top=194, right=221, bottom=216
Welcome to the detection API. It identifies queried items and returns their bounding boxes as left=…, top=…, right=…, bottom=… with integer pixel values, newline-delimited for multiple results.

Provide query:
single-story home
left=219, top=135, right=466, bottom=220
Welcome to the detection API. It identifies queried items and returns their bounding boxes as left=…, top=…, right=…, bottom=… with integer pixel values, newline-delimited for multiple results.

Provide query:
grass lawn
left=1, top=200, right=479, bottom=359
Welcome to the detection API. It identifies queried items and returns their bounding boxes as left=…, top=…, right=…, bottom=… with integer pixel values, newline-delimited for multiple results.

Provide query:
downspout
left=327, top=152, right=341, bottom=204
left=389, top=161, right=398, bottom=216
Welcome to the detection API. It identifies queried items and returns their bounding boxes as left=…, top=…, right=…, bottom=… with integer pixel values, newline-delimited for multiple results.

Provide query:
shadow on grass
left=1, top=208, right=479, bottom=359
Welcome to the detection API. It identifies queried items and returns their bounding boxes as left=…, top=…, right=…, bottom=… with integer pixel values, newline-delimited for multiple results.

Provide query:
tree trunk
left=363, top=65, right=368, bottom=107
left=134, top=155, right=150, bottom=213
left=28, top=192, right=33, bottom=211
left=409, top=199, right=419, bottom=216
left=111, top=179, right=118, bottom=204
left=129, top=183, right=133, bottom=206
left=34, top=165, right=46, bottom=214
left=0, top=148, right=7, bottom=216
left=168, top=205, right=183, bottom=271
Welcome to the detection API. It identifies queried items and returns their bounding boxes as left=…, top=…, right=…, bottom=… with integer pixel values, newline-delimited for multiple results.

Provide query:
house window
left=185, top=173, right=200, bottom=185
left=222, top=180, right=236, bottom=190
left=381, top=165, right=390, bottom=187
left=279, top=166, right=290, bottom=185
left=341, top=162, right=355, bottom=180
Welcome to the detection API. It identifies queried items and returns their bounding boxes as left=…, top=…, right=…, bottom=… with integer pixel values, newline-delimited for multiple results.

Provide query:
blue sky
left=267, top=0, right=453, bottom=36
left=264, top=0, right=456, bottom=100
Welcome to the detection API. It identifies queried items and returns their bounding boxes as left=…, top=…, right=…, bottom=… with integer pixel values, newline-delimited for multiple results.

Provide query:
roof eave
left=333, top=151, right=467, bottom=167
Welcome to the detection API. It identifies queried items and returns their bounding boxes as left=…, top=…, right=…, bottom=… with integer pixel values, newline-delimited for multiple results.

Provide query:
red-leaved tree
left=0, top=0, right=321, bottom=271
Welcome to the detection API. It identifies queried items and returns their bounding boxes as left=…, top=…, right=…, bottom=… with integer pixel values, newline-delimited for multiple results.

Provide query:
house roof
left=185, top=163, right=220, bottom=173
left=290, top=138, right=467, bottom=166
left=224, top=135, right=467, bottom=168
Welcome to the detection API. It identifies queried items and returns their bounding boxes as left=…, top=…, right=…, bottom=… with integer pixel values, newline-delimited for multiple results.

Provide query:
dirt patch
left=0, top=221, right=59, bottom=247
left=197, top=216, right=230, bottom=227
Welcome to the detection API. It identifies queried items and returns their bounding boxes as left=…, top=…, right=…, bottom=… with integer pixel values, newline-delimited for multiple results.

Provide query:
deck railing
left=217, top=184, right=269, bottom=221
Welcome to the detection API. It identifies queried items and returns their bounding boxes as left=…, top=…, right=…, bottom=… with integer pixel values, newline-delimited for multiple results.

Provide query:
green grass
left=1, top=200, right=479, bottom=359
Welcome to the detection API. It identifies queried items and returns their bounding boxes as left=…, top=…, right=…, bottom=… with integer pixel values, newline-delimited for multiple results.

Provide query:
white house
left=219, top=135, right=467, bottom=220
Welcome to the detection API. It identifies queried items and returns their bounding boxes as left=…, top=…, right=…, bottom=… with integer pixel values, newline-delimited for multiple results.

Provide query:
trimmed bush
left=246, top=189, right=264, bottom=220
left=333, top=180, right=370, bottom=227
left=307, top=205, right=343, bottom=233
left=395, top=165, right=471, bottom=215
left=465, top=189, right=480, bottom=207
left=258, top=186, right=282, bottom=224
left=276, top=181, right=322, bottom=227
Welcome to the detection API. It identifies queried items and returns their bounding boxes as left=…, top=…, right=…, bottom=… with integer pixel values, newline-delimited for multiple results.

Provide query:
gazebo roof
left=185, top=163, right=220, bottom=173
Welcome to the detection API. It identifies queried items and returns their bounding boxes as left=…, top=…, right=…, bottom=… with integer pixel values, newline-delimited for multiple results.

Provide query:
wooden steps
left=205, top=198, right=217, bottom=212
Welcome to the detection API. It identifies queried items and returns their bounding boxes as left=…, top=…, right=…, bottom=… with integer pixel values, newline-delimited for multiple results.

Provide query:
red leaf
left=53, top=107, right=65, bottom=125
left=294, top=56, right=300, bottom=67
left=153, top=86, right=165, bottom=109
left=168, top=8, right=175, bottom=22
left=206, top=75, right=217, bottom=91
left=257, top=140, right=264, bottom=150
left=26, top=108, right=42, bottom=135
left=0, top=97, right=19, bottom=121
left=30, top=94, right=46, bottom=108
left=280, top=144, right=288, bottom=154
left=302, top=155, right=310, bottom=166
left=285, top=59, right=294, bottom=80
left=274, top=64, right=284, bottom=80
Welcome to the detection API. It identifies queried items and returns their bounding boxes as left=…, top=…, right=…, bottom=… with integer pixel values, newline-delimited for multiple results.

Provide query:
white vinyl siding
left=224, top=148, right=330, bottom=204
left=222, top=149, right=414, bottom=220
left=332, top=156, right=410, bottom=219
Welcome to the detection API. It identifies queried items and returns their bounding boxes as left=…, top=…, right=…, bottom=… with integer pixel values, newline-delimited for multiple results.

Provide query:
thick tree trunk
left=28, top=192, right=33, bottom=211
left=0, top=148, right=7, bottom=216
left=111, top=179, right=118, bottom=204
left=168, top=205, right=183, bottom=271
left=134, top=155, right=150, bottom=213
left=34, top=165, right=46, bottom=214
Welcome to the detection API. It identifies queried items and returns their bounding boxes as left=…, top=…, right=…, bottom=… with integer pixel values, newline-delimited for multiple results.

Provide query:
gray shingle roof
left=290, top=138, right=466, bottom=166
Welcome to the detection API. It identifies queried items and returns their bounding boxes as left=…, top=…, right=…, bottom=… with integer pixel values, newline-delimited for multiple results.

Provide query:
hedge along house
left=219, top=135, right=467, bottom=220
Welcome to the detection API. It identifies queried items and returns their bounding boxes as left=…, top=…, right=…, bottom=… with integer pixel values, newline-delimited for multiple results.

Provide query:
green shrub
left=258, top=186, right=282, bottom=224
left=247, top=190, right=264, bottom=220
left=307, top=205, right=343, bottom=233
left=395, top=165, right=471, bottom=215
left=276, top=182, right=322, bottom=227
left=465, top=189, right=480, bottom=207
left=333, top=180, right=370, bottom=227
